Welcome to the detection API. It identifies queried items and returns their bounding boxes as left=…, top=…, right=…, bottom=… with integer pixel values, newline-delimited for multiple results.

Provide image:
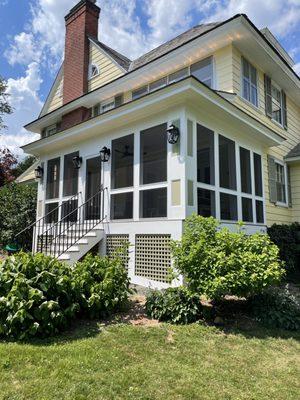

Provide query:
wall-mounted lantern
left=166, top=124, right=180, bottom=144
left=72, top=155, right=82, bottom=169
left=99, top=146, right=111, bottom=162
left=34, top=166, right=44, bottom=179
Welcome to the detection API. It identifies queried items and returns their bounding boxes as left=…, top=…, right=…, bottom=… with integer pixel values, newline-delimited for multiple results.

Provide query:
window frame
left=89, top=63, right=100, bottom=80
left=274, top=159, right=288, bottom=207
left=270, top=81, right=284, bottom=126
left=241, top=57, right=259, bottom=108
left=196, top=123, right=265, bottom=225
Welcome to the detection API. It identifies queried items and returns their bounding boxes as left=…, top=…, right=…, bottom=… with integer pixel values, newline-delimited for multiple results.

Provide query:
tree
left=0, top=76, right=12, bottom=131
left=0, top=182, right=37, bottom=250
left=0, top=147, right=18, bottom=187
left=13, top=155, right=37, bottom=179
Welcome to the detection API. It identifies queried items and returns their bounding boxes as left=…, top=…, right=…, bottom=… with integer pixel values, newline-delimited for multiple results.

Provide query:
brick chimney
left=61, top=0, right=100, bottom=130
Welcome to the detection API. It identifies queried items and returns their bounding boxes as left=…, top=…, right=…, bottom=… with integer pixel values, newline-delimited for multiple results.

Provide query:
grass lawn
left=0, top=320, right=299, bottom=400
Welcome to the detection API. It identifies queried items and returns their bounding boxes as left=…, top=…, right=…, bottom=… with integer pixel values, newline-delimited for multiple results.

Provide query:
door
left=85, top=156, right=102, bottom=220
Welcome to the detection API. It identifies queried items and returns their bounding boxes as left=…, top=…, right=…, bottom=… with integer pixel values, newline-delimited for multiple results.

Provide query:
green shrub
left=0, top=183, right=37, bottom=250
left=267, top=223, right=300, bottom=272
left=145, top=287, right=202, bottom=324
left=0, top=252, right=79, bottom=340
left=0, top=252, right=132, bottom=340
left=171, top=215, right=285, bottom=300
left=249, top=287, right=300, bottom=331
left=73, top=254, right=132, bottom=318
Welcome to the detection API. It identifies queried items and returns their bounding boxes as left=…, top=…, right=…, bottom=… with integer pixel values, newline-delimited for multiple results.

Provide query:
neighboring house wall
left=88, top=42, right=124, bottom=92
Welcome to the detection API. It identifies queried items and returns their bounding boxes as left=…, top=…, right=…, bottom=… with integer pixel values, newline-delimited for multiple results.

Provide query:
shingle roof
left=89, top=37, right=132, bottom=71
left=91, top=22, right=220, bottom=73
left=129, top=22, right=220, bottom=71
left=285, top=143, right=300, bottom=159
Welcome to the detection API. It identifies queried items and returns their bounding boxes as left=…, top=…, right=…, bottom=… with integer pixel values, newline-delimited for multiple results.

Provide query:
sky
left=0, top=0, right=300, bottom=159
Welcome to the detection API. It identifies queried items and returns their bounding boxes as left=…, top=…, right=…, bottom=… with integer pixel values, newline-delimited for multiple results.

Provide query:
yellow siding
left=214, top=45, right=234, bottom=93
left=47, top=75, right=63, bottom=113
left=88, top=42, right=124, bottom=92
left=231, top=45, right=300, bottom=225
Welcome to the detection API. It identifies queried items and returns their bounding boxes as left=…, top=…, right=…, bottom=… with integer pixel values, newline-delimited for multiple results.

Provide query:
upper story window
left=169, top=67, right=189, bottom=84
left=132, top=85, right=148, bottom=100
left=264, top=75, right=288, bottom=129
left=241, top=57, right=258, bottom=107
left=190, top=56, right=213, bottom=88
left=42, top=124, right=58, bottom=139
left=275, top=162, right=286, bottom=204
left=92, top=94, right=124, bottom=117
left=89, top=63, right=100, bottom=79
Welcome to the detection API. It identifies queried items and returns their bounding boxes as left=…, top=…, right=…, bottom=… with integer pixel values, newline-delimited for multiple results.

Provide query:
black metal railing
left=15, top=192, right=81, bottom=252
left=38, top=186, right=106, bottom=258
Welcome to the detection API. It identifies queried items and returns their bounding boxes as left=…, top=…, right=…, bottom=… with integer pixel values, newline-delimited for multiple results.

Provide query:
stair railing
left=15, top=192, right=81, bottom=252
left=38, top=186, right=107, bottom=258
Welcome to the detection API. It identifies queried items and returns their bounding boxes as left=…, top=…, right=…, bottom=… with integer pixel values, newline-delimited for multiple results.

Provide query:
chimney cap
left=65, top=0, right=99, bottom=22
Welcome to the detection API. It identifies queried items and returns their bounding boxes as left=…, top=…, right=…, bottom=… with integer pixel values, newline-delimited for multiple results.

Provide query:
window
left=46, top=157, right=60, bottom=199
left=140, top=188, right=167, bottom=218
left=196, top=127, right=264, bottom=224
left=132, top=85, right=148, bottom=100
left=275, top=162, right=286, bottom=204
left=42, top=124, right=57, bottom=138
left=240, top=147, right=252, bottom=194
left=219, top=135, right=236, bottom=190
left=63, top=152, right=79, bottom=197
left=254, top=153, right=263, bottom=197
left=140, top=123, right=167, bottom=185
left=89, top=63, right=99, bottom=79
left=265, top=75, right=287, bottom=128
left=191, top=56, right=213, bottom=87
left=197, top=124, right=215, bottom=185
left=149, top=77, right=167, bottom=92
left=197, top=188, right=215, bottom=217
left=100, top=98, right=115, bottom=113
left=92, top=95, right=124, bottom=117
left=241, top=57, right=258, bottom=107
left=111, top=134, right=134, bottom=189
left=242, top=197, right=253, bottom=222
left=271, top=84, right=283, bottom=124
left=168, top=67, right=189, bottom=83
left=45, top=203, right=59, bottom=224
left=111, top=192, right=133, bottom=220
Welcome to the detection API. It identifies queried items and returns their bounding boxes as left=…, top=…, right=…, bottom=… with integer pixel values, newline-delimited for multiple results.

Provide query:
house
left=22, top=0, right=300, bottom=288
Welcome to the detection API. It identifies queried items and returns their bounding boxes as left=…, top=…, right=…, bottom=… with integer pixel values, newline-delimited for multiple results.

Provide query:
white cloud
left=5, top=32, right=41, bottom=66
left=0, top=63, right=42, bottom=158
left=206, top=0, right=300, bottom=37
left=294, top=62, right=300, bottom=76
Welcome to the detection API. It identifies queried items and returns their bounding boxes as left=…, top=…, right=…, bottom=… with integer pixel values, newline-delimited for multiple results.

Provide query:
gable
left=88, top=40, right=125, bottom=92
left=40, top=66, right=64, bottom=117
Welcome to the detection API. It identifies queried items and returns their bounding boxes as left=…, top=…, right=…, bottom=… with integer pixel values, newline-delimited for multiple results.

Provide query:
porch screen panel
left=140, top=123, right=167, bottom=184
left=240, top=147, right=252, bottom=194
left=197, top=124, right=215, bottom=184
left=111, top=134, right=134, bottom=189
left=219, top=135, right=236, bottom=190
left=63, top=151, right=79, bottom=196
left=46, top=157, right=60, bottom=199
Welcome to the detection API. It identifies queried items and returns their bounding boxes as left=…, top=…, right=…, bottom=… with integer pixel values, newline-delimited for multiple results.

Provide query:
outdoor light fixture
left=166, top=124, right=180, bottom=144
left=99, top=146, right=111, bottom=162
left=72, top=155, right=82, bottom=169
left=34, top=166, right=44, bottom=179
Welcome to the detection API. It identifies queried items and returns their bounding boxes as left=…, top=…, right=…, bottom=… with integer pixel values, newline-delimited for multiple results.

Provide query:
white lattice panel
left=135, top=234, right=171, bottom=283
left=106, top=234, right=129, bottom=270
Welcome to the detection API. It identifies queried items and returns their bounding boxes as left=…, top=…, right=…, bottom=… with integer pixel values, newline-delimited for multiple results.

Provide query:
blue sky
left=0, top=0, right=299, bottom=158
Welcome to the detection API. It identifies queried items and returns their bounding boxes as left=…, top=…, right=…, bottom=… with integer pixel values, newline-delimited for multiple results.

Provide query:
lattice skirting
left=135, top=234, right=172, bottom=283
left=106, top=234, right=130, bottom=270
